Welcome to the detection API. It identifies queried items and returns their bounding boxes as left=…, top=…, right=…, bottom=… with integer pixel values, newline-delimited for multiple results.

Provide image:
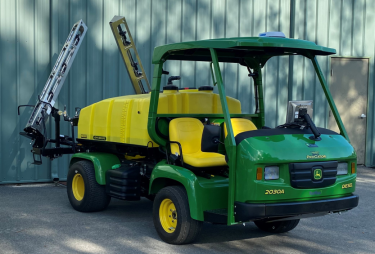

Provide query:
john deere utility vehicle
left=20, top=16, right=358, bottom=244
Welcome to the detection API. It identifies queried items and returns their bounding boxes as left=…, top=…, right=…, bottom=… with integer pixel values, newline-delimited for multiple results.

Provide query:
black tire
left=153, top=186, right=202, bottom=244
left=67, top=160, right=111, bottom=212
left=254, top=219, right=300, bottom=233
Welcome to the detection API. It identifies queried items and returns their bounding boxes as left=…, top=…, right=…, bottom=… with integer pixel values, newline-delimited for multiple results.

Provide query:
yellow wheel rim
left=159, top=198, right=177, bottom=233
left=72, top=173, right=85, bottom=201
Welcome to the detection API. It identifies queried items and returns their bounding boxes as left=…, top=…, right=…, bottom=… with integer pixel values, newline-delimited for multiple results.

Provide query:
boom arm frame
left=109, top=16, right=151, bottom=94
left=24, top=20, right=87, bottom=137
left=20, top=20, right=87, bottom=164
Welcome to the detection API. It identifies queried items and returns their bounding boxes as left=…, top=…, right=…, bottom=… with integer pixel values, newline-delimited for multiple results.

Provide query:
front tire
left=67, top=160, right=111, bottom=212
left=153, top=186, right=202, bottom=244
left=254, top=219, right=300, bottom=233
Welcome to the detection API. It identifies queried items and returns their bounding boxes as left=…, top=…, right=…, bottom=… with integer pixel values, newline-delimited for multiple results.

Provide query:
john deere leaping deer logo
left=314, top=168, right=323, bottom=180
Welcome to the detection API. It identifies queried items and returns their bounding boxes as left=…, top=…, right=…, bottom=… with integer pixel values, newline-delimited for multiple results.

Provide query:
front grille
left=289, top=161, right=338, bottom=189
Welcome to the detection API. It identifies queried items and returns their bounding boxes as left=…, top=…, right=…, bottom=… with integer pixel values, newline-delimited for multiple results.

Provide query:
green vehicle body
left=70, top=153, right=120, bottom=185
left=235, top=134, right=356, bottom=203
left=71, top=36, right=358, bottom=224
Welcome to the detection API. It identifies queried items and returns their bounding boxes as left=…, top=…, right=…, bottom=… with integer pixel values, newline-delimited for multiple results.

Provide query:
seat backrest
left=224, top=118, right=257, bottom=137
left=169, top=118, right=204, bottom=155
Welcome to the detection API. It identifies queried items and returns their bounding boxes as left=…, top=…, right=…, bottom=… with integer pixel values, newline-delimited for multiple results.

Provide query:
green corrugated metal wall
left=0, top=0, right=373, bottom=183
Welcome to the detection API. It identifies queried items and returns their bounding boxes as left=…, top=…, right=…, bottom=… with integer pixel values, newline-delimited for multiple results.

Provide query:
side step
left=204, top=209, right=228, bottom=224
left=105, top=164, right=140, bottom=201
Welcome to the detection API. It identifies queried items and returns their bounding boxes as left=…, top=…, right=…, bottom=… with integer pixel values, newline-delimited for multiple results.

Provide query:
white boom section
left=25, top=20, right=87, bottom=136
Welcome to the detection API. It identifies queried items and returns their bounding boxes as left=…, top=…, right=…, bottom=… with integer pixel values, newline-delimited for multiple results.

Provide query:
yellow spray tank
left=77, top=89, right=241, bottom=147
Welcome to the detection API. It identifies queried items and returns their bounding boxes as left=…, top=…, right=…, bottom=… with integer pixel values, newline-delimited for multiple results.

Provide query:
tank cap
left=163, top=85, right=179, bottom=91
left=198, top=86, right=214, bottom=91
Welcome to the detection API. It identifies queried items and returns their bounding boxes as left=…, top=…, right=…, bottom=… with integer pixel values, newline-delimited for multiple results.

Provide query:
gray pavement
left=0, top=166, right=373, bottom=254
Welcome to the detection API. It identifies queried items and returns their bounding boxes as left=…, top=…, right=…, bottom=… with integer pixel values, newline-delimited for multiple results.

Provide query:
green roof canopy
left=152, top=37, right=336, bottom=66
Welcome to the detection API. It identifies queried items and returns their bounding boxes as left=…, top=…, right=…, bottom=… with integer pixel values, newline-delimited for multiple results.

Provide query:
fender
left=149, top=162, right=203, bottom=220
left=149, top=161, right=228, bottom=221
left=70, top=153, right=120, bottom=185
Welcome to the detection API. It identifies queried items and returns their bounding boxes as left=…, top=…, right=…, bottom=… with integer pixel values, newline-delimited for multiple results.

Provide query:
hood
left=237, top=128, right=356, bottom=163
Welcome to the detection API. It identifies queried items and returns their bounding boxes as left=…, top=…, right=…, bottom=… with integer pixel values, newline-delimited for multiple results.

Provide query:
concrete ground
left=0, top=166, right=373, bottom=254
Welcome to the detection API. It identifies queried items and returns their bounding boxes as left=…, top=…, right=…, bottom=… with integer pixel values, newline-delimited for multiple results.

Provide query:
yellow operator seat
left=169, top=118, right=227, bottom=168
left=224, top=118, right=258, bottom=137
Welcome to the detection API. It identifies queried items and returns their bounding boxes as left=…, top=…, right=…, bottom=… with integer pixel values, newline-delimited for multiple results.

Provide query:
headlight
left=264, top=166, right=279, bottom=180
left=337, top=162, right=348, bottom=175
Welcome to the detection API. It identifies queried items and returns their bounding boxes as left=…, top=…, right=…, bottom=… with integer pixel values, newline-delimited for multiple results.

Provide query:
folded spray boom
left=24, top=20, right=87, bottom=137
left=19, top=20, right=87, bottom=164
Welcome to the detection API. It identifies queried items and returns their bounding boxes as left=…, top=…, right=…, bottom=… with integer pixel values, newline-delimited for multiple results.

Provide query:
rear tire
left=153, top=186, right=202, bottom=244
left=67, top=160, right=111, bottom=212
left=254, top=219, right=300, bottom=233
